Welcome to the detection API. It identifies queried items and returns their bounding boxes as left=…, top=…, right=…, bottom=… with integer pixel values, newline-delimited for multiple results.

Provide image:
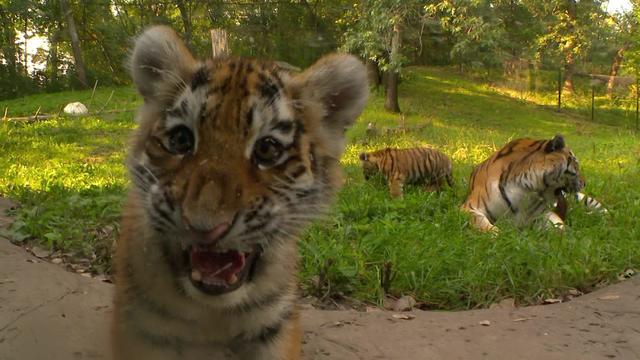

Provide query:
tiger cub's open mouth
left=186, top=245, right=260, bottom=295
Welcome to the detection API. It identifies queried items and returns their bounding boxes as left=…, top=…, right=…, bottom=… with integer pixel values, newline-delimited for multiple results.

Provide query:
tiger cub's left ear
left=290, top=54, right=368, bottom=133
left=545, top=134, right=565, bottom=153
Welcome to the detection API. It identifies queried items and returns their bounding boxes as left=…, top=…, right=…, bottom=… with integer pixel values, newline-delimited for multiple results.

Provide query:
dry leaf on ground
left=391, top=314, right=416, bottom=320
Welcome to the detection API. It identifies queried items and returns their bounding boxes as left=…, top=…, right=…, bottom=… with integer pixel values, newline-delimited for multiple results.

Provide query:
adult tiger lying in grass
left=461, top=135, right=607, bottom=232
left=359, top=146, right=454, bottom=198
left=111, top=26, right=368, bottom=360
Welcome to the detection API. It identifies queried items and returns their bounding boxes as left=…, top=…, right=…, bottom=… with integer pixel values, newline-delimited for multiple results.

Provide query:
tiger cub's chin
left=112, top=25, right=368, bottom=360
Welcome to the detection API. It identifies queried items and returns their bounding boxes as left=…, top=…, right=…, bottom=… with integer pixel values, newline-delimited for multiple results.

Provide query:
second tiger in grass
left=359, top=146, right=454, bottom=198
left=461, top=135, right=607, bottom=232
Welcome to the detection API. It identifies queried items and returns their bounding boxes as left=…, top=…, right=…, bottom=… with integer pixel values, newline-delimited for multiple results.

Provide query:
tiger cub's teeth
left=191, top=270, right=202, bottom=282
left=228, top=274, right=238, bottom=285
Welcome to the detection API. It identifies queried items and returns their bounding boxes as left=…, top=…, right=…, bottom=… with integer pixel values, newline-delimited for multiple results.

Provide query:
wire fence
left=491, top=59, right=639, bottom=130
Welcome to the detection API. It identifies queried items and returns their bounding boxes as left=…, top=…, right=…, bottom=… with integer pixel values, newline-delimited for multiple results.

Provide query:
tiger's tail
left=575, top=192, right=608, bottom=213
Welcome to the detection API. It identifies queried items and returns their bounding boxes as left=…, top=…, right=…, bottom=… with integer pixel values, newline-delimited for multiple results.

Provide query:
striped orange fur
left=359, top=147, right=454, bottom=198
left=461, top=135, right=606, bottom=232
left=111, top=26, right=368, bottom=359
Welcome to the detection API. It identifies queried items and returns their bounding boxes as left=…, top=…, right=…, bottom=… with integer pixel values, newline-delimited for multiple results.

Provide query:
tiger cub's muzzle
left=562, top=173, right=585, bottom=194
left=180, top=216, right=262, bottom=296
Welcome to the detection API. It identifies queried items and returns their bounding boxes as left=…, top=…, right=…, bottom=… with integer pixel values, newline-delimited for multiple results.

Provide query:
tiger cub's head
left=127, top=26, right=367, bottom=301
left=359, top=149, right=386, bottom=180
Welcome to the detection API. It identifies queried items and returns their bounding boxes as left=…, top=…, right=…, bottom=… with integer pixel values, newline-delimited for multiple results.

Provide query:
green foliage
left=521, top=0, right=612, bottom=71
left=1, top=69, right=638, bottom=309
left=0, top=0, right=351, bottom=100
left=426, top=1, right=510, bottom=68
left=342, top=0, right=420, bottom=72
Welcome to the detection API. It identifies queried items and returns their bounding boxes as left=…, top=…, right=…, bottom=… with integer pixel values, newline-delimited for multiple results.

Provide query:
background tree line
left=1, top=0, right=639, bottom=112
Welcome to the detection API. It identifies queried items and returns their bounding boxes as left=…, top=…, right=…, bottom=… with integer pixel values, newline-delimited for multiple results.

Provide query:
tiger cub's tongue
left=190, top=248, right=246, bottom=284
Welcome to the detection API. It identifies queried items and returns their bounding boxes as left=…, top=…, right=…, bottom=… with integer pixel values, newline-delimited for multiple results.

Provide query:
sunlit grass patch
left=0, top=104, right=135, bottom=273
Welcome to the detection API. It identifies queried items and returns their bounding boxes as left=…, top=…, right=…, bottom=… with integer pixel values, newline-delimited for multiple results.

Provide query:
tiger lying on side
left=359, top=146, right=454, bottom=198
left=461, top=135, right=607, bottom=232
left=112, top=26, right=368, bottom=360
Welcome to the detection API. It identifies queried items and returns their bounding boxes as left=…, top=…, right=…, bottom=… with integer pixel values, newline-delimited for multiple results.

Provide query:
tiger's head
left=541, top=135, right=584, bottom=194
left=359, top=149, right=385, bottom=180
left=510, top=134, right=584, bottom=195
left=127, top=26, right=367, bottom=304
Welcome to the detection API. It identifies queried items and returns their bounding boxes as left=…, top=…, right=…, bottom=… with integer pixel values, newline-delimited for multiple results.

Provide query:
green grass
left=1, top=68, right=638, bottom=309
left=0, top=87, right=138, bottom=273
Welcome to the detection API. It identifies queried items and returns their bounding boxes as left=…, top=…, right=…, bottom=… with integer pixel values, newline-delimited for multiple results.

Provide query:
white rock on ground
left=63, top=102, right=89, bottom=116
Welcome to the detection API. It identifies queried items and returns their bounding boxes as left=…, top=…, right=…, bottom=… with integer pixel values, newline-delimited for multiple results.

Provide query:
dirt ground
left=1, top=197, right=638, bottom=360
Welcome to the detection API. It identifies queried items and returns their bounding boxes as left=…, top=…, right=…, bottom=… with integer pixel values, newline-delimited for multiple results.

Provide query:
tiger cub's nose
left=206, top=222, right=231, bottom=243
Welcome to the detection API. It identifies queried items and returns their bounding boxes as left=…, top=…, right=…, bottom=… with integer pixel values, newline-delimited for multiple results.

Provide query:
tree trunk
left=0, top=5, right=18, bottom=94
left=60, top=0, right=88, bottom=87
left=384, top=22, right=401, bottom=113
left=607, top=45, right=628, bottom=97
left=210, top=29, right=229, bottom=57
left=23, top=14, right=28, bottom=76
left=366, top=59, right=382, bottom=89
left=47, top=23, right=60, bottom=88
left=528, top=60, right=538, bottom=92
left=175, top=0, right=193, bottom=47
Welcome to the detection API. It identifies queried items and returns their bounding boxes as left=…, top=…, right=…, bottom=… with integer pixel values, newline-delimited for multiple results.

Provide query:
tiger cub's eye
left=253, top=137, right=284, bottom=167
left=166, top=125, right=194, bottom=155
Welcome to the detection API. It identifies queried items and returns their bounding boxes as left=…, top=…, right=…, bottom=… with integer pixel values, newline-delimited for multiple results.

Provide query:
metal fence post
left=591, top=86, right=595, bottom=122
left=557, top=67, right=562, bottom=111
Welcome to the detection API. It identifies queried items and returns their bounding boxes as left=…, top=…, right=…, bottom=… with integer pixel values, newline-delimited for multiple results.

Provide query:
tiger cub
left=359, top=146, right=454, bottom=198
left=461, top=135, right=606, bottom=232
left=111, top=26, right=368, bottom=360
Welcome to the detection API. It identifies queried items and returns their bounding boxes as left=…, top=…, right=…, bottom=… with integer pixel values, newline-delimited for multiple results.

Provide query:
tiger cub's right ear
left=130, top=26, right=199, bottom=104
left=290, top=54, right=368, bottom=134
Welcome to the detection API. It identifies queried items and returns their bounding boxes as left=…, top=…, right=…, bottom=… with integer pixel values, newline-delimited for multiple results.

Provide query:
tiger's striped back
left=360, top=146, right=453, bottom=198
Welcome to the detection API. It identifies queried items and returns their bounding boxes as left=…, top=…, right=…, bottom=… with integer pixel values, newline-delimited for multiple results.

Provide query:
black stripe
left=258, top=72, right=280, bottom=101
left=191, top=66, right=209, bottom=91
left=271, top=70, right=285, bottom=89
left=499, top=183, right=516, bottom=213
left=388, top=150, right=395, bottom=175
left=481, top=197, right=496, bottom=224
left=256, top=308, right=293, bottom=343
left=495, top=142, right=515, bottom=159
left=162, top=191, right=175, bottom=212
left=272, top=120, right=294, bottom=133
left=246, top=106, right=255, bottom=128
left=153, top=202, right=176, bottom=225
left=290, top=164, right=307, bottom=179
